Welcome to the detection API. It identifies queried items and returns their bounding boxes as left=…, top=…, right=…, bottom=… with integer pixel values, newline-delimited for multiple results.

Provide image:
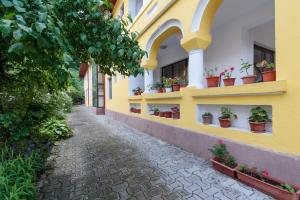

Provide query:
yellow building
left=81, top=0, right=300, bottom=185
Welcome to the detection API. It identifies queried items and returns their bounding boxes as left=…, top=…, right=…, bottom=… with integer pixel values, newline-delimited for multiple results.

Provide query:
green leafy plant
left=132, top=86, right=143, bottom=94
left=281, top=183, right=296, bottom=193
left=153, top=82, right=163, bottom=90
left=206, top=67, right=218, bottom=77
left=249, top=107, right=271, bottom=123
left=40, top=118, right=73, bottom=141
left=209, top=140, right=237, bottom=168
left=202, top=112, right=212, bottom=117
left=219, top=107, right=237, bottom=119
left=240, top=59, right=253, bottom=75
left=257, top=60, right=276, bottom=72
left=162, top=77, right=172, bottom=88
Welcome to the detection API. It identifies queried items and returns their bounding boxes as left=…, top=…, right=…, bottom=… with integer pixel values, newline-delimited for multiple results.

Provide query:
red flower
left=231, top=67, right=235, bottom=71
left=225, top=69, right=228, bottom=72
left=218, top=139, right=224, bottom=145
left=220, top=72, right=225, bottom=76
left=262, top=169, right=270, bottom=177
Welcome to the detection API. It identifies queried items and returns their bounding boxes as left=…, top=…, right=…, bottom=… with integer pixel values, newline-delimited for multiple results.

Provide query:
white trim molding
left=191, top=0, right=209, bottom=32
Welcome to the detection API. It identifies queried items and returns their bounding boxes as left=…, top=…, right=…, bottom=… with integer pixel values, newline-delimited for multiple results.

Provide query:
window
left=108, top=78, right=112, bottom=99
left=254, top=44, right=275, bottom=65
left=161, top=59, right=188, bottom=80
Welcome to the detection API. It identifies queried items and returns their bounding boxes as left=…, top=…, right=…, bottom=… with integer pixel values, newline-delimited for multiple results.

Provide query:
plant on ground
left=219, top=107, right=237, bottom=120
left=249, top=107, right=271, bottom=123
left=209, top=139, right=237, bottom=168
left=40, top=118, right=73, bottom=142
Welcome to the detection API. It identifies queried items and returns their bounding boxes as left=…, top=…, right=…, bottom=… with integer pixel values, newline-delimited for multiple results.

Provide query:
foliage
left=281, top=184, right=296, bottom=193
left=219, top=107, right=237, bottom=120
left=257, top=60, right=275, bottom=71
left=132, top=86, right=143, bottom=93
left=172, top=77, right=187, bottom=85
left=162, top=77, right=172, bottom=88
left=67, top=69, right=84, bottom=104
left=206, top=67, right=218, bottom=78
left=221, top=67, right=235, bottom=79
left=240, top=59, right=253, bottom=75
left=202, top=112, right=212, bottom=117
left=153, top=82, right=163, bottom=89
left=0, top=145, right=45, bottom=200
left=249, top=107, right=271, bottom=123
left=40, top=118, right=73, bottom=141
left=209, top=139, right=237, bottom=168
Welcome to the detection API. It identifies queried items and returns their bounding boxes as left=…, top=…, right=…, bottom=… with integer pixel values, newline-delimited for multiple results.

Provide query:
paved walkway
left=38, top=106, right=273, bottom=200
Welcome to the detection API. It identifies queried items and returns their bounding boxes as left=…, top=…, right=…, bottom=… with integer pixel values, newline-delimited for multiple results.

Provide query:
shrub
left=40, top=118, right=73, bottom=142
left=209, top=140, right=237, bottom=168
left=0, top=145, right=44, bottom=200
left=249, top=107, right=271, bottom=123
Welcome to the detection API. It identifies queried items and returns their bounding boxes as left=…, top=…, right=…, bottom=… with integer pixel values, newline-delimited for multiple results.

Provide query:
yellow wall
left=106, top=0, right=300, bottom=156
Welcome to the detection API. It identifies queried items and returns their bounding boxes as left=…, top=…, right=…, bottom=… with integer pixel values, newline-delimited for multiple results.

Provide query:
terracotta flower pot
left=159, top=112, right=165, bottom=117
left=223, top=78, right=236, bottom=86
left=157, top=88, right=165, bottom=93
left=134, top=91, right=142, bottom=96
left=211, top=158, right=237, bottom=178
left=172, top=112, right=180, bottom=119
left=241, top=75, right=256, bottom=84
left=136, top=109, right=141, bottom=114
left=237, top=170, right=300, bottom=200
left=154, top=111, right=159, bottom=116
left=172, top=84, right=180, bottom=91
left=262, top=70, right=276, bottom=82
left=206, top=76, right=220, bottom=87
left=219, top=118, right=231, bottom=128
left=164, top=111, right=172, bottom=118
left=249, top=122, right=266, bottom=133
left=202, top=115, right=213, bottom=125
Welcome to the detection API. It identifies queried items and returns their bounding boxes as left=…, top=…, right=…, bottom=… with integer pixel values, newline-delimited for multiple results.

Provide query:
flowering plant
left=257, top=60, right=275, bottom=72
left=209, top=140, right=237, bottom=168
left=206, top=67, right=218, bottom=78
left=221, top=67, right=235, bottom=79
left=240, top=59, right=252, bottom=75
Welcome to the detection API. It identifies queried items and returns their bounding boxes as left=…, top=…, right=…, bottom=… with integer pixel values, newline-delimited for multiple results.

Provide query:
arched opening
left=204, top=0, right=275, bottom=86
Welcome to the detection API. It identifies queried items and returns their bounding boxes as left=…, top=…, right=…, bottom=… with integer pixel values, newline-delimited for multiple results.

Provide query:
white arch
left=145, top=19, right=184, bottom=55
left=191, top=0, right=209, bottom=32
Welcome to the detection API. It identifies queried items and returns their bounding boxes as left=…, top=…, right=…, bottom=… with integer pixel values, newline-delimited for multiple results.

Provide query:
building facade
left=82, top=0, right=300, bottom=185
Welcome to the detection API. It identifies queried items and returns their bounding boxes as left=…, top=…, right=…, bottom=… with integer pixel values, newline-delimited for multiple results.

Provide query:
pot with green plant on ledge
left=171, top=106, right=180, bottom=119
left=132, top=87, right=143, bottom=95
left=163, top=77, right=173, bottom=93
left=248, top=107, right=271, bottom=133
left=240, top=59, right=256, bottom=84
left=237, top=164, right=300, bottom=200
left=257, top=60, right=276, bottom=82
left=172, top=77, right=181, bottom=91
left=219, top=107, right=237, bottom=128
left=209, top=139, right=238, bottom=178
left=202, top=112, right=213, bottom=124
left=179, top=79, right=188, bottom=88
left=206, top=67, right=220, bottom=87
left=153, top=108, right=160, bottom=116
left=221, top=67, right=236, bottom=86
left=153, top=82, right=164, bottom=93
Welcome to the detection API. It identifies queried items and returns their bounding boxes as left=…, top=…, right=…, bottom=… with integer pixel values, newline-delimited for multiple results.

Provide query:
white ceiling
left=212, top=0, right=274, bottom=29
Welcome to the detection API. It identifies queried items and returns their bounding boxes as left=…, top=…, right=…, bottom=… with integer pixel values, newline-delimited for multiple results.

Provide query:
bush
left=0, top=145, right=44, bottom=200
left=40, top=118, right=73, bottom=142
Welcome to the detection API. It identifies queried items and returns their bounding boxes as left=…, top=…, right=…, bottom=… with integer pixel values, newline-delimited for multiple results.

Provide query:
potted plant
left=136, top=108, right=141, bottom=114
left=219, top=107, right=237, bottom=128
left=179, top=79, right=188, bottom=88
left=209, top=139, right=238, bottom=178
left=248, top=107, right=271, bottom=133
left=153, top=108, right=160, bottom=116
left=164, top=111, right=172, bottom=118
left=159, top=111, right=165, bottom=117
left=240, top=59, right=256, bottom=84
left=206, top=67, right=220, bottom=87
left=221, top=67, right=235, bottom=86
left=202, top=112, right=213, bottom=124
left=153, top=83, right=164, bottom=93
left=257, top=60, right=276, bottom=82
left=237, top=164, right=300, bottom=200
left=132, top=87, right=143, bottom=95
left=163, top=77, right=173, bottom=92
left=172, top=77, right=181, bottom=91
left=171, top=107, right=180, bottom=119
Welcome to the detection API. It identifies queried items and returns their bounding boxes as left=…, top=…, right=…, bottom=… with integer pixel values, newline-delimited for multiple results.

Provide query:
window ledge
left=143, top=92, right=182, bottom=100
left=191, top=81, right=287, bottom=98
left=128, top=95, right=143, bottom=101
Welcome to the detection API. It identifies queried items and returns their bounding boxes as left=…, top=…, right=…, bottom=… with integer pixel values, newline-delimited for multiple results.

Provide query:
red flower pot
left=237, top=170, right=300, bottom=200
left=206, top=76, right=220, bottom=87
left=241, top=75, right=256, bottom=84
left=157, top=88, right=165, bottom=93
left=202, top=115, right=213, bottom=124
left=172, top=84, right=180, bottom=91
left=249, top=122, right=266, bottom=133
left=223, top=78, right=236, bottom=86
left=172, top=112, right=180, bottom=119
left=136, top=109, right=141, bottom=114
left=219, top=118, right=231, bottom=128
left=262, top=70, right=276, bottom=82
left=154, top=111, right=159, bottom=116
left=159, top=112, right=165, bottom=117
left=211, top=158, right=237, bottom=178
left=164, top=111, right=172, bottom=118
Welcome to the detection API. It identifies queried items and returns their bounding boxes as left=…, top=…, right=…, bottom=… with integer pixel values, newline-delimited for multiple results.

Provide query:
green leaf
left=35, top=22, right=46, bottom=33
left=0, top=19, right=13, bottom=37
left=8, top=42, right=23, bottom=53
left=13, top=29, right=22, bottom=40
left=1, top=0, right=13, bottom=7
left=80, top=33, right=87, bottom=41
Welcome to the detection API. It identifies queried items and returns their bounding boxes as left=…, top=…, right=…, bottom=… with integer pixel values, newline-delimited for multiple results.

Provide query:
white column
left=188, top=49, right=204, bottom=88
left=144, top=69, right=154, bottom=93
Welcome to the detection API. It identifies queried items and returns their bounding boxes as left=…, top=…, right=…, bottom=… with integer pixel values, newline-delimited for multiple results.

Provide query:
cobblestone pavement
left=38, top=106, right=273, bottom=200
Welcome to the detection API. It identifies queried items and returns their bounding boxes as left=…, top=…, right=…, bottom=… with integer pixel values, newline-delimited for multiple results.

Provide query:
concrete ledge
left=128, top=95, right=143, bottom=101
left=106, top=109, right=300, bottom=186
left=143, top=91, right=182, bottom=100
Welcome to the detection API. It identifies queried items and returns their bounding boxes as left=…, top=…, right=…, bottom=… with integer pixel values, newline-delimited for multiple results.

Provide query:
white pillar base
left=188, top=49, right=204, bottom=88
left=144, top=69, right=154, bottom=93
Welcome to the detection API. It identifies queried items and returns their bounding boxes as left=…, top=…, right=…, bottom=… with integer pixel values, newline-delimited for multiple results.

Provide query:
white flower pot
left=165, top=88, right=172, bottom=93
